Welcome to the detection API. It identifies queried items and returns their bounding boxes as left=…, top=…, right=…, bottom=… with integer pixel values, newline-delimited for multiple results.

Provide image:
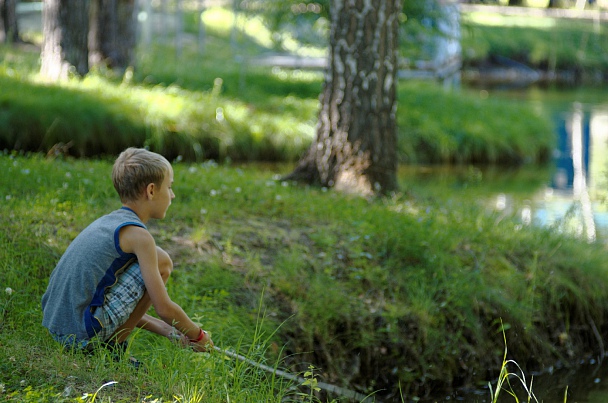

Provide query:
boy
left=42, top=147, right=213, bottom=361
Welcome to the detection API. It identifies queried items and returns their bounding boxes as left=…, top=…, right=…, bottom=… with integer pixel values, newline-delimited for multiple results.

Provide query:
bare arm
left=120, top=226, right=213, bottom=350
left=137, top=314, right=190, bottom=346
left=137, top=313, right=174, bottom=337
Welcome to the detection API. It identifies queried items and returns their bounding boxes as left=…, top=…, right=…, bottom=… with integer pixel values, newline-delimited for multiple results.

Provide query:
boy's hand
left=190, top=330, right=214, bottom=352
left=168, top=328, right=190, bottom=347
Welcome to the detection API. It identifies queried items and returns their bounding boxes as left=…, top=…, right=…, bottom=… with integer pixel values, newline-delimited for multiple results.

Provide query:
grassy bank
left=461, top=10, right=608, bottom=83
left=2, top=154, right=608, bottom=401
left=0, top=7, right=555, bottom=165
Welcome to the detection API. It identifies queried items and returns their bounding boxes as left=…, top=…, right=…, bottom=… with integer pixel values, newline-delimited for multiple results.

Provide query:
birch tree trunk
left=284, top=0, right=401, bottom=196
left=40, top=0, right=90, bottom=81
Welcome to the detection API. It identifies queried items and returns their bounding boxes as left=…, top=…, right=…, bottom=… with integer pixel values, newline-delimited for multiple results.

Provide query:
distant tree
left=89, top=0, right=137, bottom=71
left=283, top=0, right=401, bottom=195
left=40, top=0, right=91, bottom=81
left=248, top=0, right=437, bottom=58
left=0, top=0, right=19, bottom=43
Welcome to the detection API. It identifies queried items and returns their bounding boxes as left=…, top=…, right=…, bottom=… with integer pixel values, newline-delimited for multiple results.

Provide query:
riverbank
left=3, top=155, right=608, bottom=402
left=461, top=7, right=608, bottom=87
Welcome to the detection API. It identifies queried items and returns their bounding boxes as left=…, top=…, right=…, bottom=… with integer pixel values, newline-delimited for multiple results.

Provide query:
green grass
left=1, top=6, right=606, bottom=402
left=462, top=12, right=608, bottom=75
left=398, top=82, right=554, bottom=164
left=2, top=153, right=608, bottom=401
left=0, top=7, right=555, bottom=165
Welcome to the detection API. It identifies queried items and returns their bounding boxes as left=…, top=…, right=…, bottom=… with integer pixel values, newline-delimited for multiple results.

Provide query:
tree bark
left=89, top=0, right=136, bottom=71
left=0, top=0, right=19, bottom=43
left=40, top=0, right=91, bottom=81
left=284, top=0, right=400, bottom=196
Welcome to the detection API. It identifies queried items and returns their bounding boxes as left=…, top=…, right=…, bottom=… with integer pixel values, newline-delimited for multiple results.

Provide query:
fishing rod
left=213, top=346, right=379, bottom=402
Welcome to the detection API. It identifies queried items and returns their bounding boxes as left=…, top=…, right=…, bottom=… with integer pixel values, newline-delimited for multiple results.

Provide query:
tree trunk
left=284, top=0, right=400, bottom=196
left=40, top=0, right=90, bottom=81
left=0, top=0, right=3, bottom=43
left=89, top=0, right=136, bottom=71
left=0, top=0, right=19, bottom=43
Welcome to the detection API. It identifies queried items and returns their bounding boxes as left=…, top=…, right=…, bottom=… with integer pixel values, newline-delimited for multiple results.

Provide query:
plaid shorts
left=92, top=262, right=146, bottom=341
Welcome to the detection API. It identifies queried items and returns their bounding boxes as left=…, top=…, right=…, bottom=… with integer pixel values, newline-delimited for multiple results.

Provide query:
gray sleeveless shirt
left=41, top=207, right=146, bottom=339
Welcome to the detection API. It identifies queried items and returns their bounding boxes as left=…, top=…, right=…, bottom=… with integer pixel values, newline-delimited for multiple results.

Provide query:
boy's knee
left=157, top=247, right=173, bottom=281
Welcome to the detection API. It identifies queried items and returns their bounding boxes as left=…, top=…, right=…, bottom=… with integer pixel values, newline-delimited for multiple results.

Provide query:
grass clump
left=2, top=154, right=608, bottom=401
left=462, top=12, right=608, bottom=81
left=398, top=81, right=554, bottom=164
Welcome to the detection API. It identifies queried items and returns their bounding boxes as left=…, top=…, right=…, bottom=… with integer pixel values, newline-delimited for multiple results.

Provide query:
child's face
left=150, top=166, right=175, bottom=219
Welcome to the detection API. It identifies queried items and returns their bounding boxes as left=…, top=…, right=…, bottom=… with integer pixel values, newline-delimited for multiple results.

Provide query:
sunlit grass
left=398, top=81, right=554, bottom=164
left=462, top=11, right=608, bottom=71
left=202, top=7, right=274, bottom=50
left=0, top=41, right=554, bottom=165
left=0, top=46, right=319, bottom=162
left=1, top=5, right=557, bottom=165
left=464, top=12, right=558, bottom=28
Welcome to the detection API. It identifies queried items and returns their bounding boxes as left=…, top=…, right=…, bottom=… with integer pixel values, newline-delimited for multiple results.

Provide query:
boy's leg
left=108, top=246, right=173, bottom=343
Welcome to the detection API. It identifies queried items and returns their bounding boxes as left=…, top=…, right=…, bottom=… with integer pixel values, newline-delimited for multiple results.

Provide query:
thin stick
left=213, top=346, right=378, bottom=402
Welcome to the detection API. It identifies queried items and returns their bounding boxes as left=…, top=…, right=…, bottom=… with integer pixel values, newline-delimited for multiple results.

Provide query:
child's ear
left=146, top=182, right=156, bottom=199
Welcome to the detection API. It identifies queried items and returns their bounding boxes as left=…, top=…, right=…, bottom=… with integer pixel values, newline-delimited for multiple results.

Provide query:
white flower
left=235, top=187, right=241, bottom=193
left=210, top=190, right=218, bottom=196
left=5, top=287, right=13, bottom=296
left=0, top=383, right=5, bottom=393
left=215, top=107, right=225, bottom=122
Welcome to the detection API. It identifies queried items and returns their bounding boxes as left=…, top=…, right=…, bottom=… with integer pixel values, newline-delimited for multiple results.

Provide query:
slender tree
left=0, top=0, right=19, bottom=43
left=40, top=0, right=91, bottom=81
left=284, top=0, right=401, bottom=196
left=89, top=0, right=137, bottom=71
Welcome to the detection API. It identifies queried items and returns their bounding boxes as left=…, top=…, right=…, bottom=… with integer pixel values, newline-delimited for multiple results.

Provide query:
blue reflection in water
left=551, top=107, right=590, bottom=191
left=530, top=103, right=608, bottom=242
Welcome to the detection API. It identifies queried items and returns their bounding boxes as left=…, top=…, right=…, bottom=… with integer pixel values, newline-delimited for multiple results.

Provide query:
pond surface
left=402, top=86, right=608, bottom=244
left=405, top=86, right=608, bottom=402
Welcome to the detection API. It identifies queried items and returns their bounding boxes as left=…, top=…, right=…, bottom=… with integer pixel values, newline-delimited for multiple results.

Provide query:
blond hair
left=112, top=148, right=171, bottom=203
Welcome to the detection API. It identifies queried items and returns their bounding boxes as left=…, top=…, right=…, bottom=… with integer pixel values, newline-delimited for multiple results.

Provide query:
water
left=534, top=100, right=608, bottom=243
left=403, top=86, right=608, bottom=402
left=404, top=87, right=608, bottom=244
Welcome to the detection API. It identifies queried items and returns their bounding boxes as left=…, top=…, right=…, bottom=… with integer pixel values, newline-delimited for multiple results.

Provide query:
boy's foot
left=100, top=340, right=144, bottom=371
